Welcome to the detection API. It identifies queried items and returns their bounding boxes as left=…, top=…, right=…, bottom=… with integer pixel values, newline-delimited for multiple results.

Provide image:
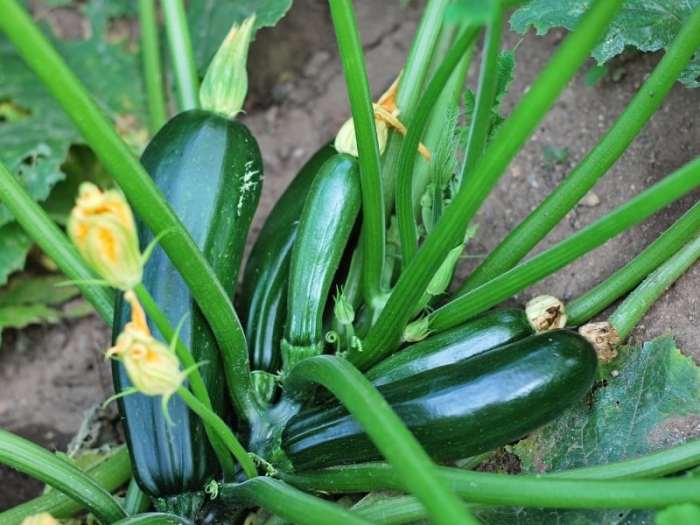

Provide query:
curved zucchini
left=282, top=154, right=361, bottom=370
left=282, top=330, right=596, bottom=470
left=239, top=144, right=336, bottom=373
left=366, top=309, right=532, bottom=387
left=113, top=109, right=262, bottom=496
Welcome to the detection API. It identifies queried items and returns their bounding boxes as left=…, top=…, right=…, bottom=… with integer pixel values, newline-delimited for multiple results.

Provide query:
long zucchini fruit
left=113, top=109, right=262, bottom=496
left=282, top=330, right=596, bottom=470
left=239, top=145, right=336, bottom=374
left=281, top=154, right=361, bottom=371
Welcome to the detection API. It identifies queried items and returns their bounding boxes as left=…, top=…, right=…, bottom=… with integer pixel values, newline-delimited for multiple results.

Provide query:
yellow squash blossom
left=68, top=182, right=142, bottom=291
left=335, top=75, right=431, bottom=160
left=21, top=514, right=60, bottom=525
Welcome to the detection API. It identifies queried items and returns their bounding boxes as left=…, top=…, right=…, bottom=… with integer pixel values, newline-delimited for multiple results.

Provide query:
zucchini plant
left=1, top=0, right=700, bottom=524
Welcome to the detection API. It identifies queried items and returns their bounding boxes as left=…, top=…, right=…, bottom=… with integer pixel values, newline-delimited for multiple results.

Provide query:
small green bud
left=200, top=15, right=256, bottom=119
left=427, top=243, right=465, bottom=296
left=403, top=316, right=431, bottom=343
left=333, top=289, right=355, bottom=325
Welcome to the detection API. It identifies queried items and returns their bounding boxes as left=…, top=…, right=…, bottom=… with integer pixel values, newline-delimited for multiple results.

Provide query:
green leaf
left=0, top=273, right=90, bottom=346
left=510, top=0, right=700, bottom=87
left=188, top=0, right=293, bottom=71
left=479, top=336, right=700, bottom=524
left=0, top=222, right=32, bottom=286
left=656, top=504, right=700, bottom=525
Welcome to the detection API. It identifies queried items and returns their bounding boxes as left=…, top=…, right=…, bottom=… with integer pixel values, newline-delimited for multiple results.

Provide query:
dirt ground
left=2, top=0, right=700, bottom=509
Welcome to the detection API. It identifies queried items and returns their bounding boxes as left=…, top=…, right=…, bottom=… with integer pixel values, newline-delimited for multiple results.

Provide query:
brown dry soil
left=2, top=0, right=700, bottom=509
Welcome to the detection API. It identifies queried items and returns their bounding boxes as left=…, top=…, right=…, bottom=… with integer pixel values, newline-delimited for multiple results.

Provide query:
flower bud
left=426, top=244, right=465, bottom=296
left=526, top=295, right=567, bottom=332
left=200, top=15, right=256, bottom=119
left=68, top=182, right=142, bottom=290
left=333, top=289, right=355, bottom=325
left=107, top=291, right=184, bottom=398
left=21, top=514, right=60, bottom=525
left=403, top=316, right=431, bottom=343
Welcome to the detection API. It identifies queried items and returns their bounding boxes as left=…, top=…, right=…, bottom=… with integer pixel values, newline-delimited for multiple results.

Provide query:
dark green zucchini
left=113, top=109, right=262, bottom=496
left=282, top=330, right=596, bottom=470
left=366, top=309, right=532, bottom=387
left=282, top=154, right=361, bottom=370
left=239, top=144, right=336, bottom=373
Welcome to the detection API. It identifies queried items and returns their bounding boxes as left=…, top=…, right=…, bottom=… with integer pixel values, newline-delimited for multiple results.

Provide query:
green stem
left=428, top=156, right=700, bottom=333
left=176, top=388, right=257, bottom=478
left=133, top=284, right=235, bottom=477
left=0, top=447, right=130, bottom=525
left=395, top=25, right=481, bottom=264
left=567, top=200, right=700, bottom=326
left=0, top=429, right=126, bottom=523
left=0, top=161, right=114, bottom=323
left=609, top=233, right=700, bottom=339
left=459, top=3, right=700, bottom=292
left=138, top=0, right=168, bottom=132
left=380, top=0, right=451, bottom=204
left=220, top=477, right=372, bottom=525
left=352, top=0, right=625, bottom=369
left=285, top=355, right=478, bottom=525
left=113, top=513, right=191, bottom=525
left=282, top=463, right=700, bottom=509
left=0, top=0, right=258, bottom=421
left=328, top=0, right=385, bottom=305
left=124, top=478, right=151, bottom=515
left=458, top=4, right=504, bottom=186
left=161, top=0, right=199, bottom=111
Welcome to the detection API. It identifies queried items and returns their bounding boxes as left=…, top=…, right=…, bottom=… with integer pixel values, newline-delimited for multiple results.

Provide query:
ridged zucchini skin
left=239, top=145, right=336, bottom=373
left=113, top=109, right=262, bottom=496
left=282, top=330, right=596, bottom=470
left=366, top=309, right=532, bottom=387
left=283, top=154, right=361, bottom=362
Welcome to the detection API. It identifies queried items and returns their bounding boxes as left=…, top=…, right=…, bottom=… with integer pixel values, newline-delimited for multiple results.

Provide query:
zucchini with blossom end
left=113, top=109, right=262, bottom=496
left=239, top=144, right=336, bottom=373
left=281, top=330, right=597, bottom=470
left=366, top=309, right=532, bottom=387
left=282, top=154, right=361, bottom=371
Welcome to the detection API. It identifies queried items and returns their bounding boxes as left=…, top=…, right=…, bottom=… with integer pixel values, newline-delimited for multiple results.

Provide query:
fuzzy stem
left=176, top=388, right=257, bottom=478
left=0, top=0, right=258, bottom=421
left=609, top=234, right=700, bottom=339
left=567, top=200, right=700, bottom=326
left=138, top=0, right=168, bottom=132
left=0, top=429, right=126, bottom=523
left=220, top=477, right=372, bottom=525
left=428, top=156, right=700, bottom=333
left=458, top=4, right=504, bottom=185
left=459, top=3, right=700, bottom=292
left=0, top=161, right=114, bottom=323
left=329, top=0, right=385, bottom=305
left=161, top=0, right=199, bottom=111
left=285, top=355, right=479, bottom=525
left=352, top=0, right=625, bottom=369
left=124, top=478, right=151, bottom=515
left=133, top=284, right=235, bottom=477
left=395, top=25, right=481, bottom=265
left=282, top=463, right=700, bottom=509
left=0, top=447, right=131, bottom=524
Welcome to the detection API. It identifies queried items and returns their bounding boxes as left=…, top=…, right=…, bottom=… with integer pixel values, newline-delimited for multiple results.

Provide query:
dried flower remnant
left=579, top=321, right=621, bottom=363
left=526, top=294, right=567, bottom=332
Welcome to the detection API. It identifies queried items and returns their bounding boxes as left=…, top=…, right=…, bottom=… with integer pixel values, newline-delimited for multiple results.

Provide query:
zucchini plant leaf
left=510, top=0, right=700, bottom=88
left=0, top=0, right=147, bottom=281
left=479, top=336, right=700, bottom=525
left=0, top=273, right=89, bottom=346
left=188, top=0, right=293, bottom=71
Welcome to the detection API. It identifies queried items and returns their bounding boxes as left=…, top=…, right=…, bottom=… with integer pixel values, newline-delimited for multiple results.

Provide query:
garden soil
left=2, top=0, right=699, bottom=508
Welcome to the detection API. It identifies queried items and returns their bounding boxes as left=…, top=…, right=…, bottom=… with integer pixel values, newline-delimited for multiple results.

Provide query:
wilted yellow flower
left=335, top=75, right=431, bottom=160
left=107, top=291, right=184, bottom=399
left=21, top=513, right=60, bottom=525
left=68, top=182, right=142, bottom=290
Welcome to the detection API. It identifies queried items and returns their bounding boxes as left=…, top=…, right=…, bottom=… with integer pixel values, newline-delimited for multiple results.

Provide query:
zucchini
left=366, top=309, right=532, bottom=387
left=113, top=109, right=262, bottom=496
left=282, top=330, right=596, bottom=470
left=239, top=144, right=336, bottom=373
left=282, top=154, right=361, bottom=370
